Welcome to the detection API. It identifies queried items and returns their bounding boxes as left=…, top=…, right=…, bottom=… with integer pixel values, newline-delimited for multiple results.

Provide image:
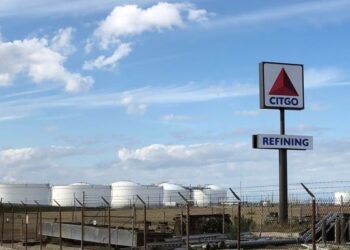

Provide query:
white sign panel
left=260, top=62, right=304, bottom=110
left=253, top=134, right=313, bottom=150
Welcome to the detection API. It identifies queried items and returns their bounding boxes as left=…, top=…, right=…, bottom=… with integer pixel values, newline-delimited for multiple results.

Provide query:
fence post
left=8, top=203, right=14, bottom=248
left=0, top=199, right=3, bottom=246
left=229, top=188, right=241, bottom=250
left=178, top=192, right=190, bottom=250
left=101, top=196, right=111, bottom=250
left=21, top=201, right=28, bottom=250
left=34, top=201, right=43, bottom=250
left=222, top=203, right=225, bottom=234
left=132, top=204, right=136, bottom=249
left=75, top=193, right=85, bottom=250
left=301, top=183, right=316, bottom=250
left=136, top=195, right=147, bottom=250
left=53, top=200, right=62, bottom=250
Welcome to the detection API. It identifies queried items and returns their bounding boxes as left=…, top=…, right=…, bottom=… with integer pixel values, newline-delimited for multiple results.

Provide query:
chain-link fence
left=1, top=182, right=350, bottom=249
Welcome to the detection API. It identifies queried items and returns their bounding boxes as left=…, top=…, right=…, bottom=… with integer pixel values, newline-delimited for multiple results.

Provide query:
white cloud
left=234, top=109, right=259, bottom=117
left=162, top=114, right=191, bottom=121
left=83, top=43, right=132, bottom=70
left=86, top=2, right=209, bottom=69
left=188, top=9, right=208, bottom=23
left=0, top=115, right=25, bottom=122
left=305, top=67, right=349, bottom=88
left=0, top=38, right=94, bottom=92
left=118, top=143, right=258, bottom=169
left=0, top=145, right=91, bottom=183
left=94, top=3, right=184, bottom=48
left=120, top=94, right=148, bottom=115
left=0, top=0, right=162, bottom=18
left=212, top=0, right=350, bottom=27
left=0, top=83, right=257, bottom=117
left=115, top=138, right=350, bottom=186
left=51, top=27, right=76, bottom=56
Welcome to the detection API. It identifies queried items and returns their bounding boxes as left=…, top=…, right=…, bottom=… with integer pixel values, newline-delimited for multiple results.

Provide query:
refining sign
left=260, top=62, right=304, bottom=110
left=253, top=134, right=313, bottom=150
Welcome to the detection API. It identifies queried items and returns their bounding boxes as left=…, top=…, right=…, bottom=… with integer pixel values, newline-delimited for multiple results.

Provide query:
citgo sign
left=259, top=62, right=304, bottom=110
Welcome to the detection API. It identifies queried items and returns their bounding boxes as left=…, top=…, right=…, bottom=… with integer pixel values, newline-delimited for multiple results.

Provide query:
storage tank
left=335, top=192, right=350, bottom=205
left=111, top=181, right=163, bottom=208
left=193, top=185, right=227, bottom=207
left=51, top=183, right=111, bottom=207
left=159, top=182, right=190, bottom=206
left=0, top=184, right=50, bottom=205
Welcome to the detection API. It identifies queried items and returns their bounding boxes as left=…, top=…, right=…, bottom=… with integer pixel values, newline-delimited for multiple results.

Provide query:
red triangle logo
left=269, top=68, right=299, bottom=96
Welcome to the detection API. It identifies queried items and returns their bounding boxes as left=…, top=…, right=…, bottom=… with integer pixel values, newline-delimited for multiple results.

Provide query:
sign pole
left=279, top=109, right=288, bottom=224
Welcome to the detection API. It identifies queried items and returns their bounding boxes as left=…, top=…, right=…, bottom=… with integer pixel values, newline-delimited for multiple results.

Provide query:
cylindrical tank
left=111, top=181, right=163, bottom=208
left=0, top=184, right=51, bottom=205
left=193, top=185, right=227, bottom=207
left=51, top=183, right=111, bottom=207
left=335, top=192, right=350, bottom=205
left=159, top=182, right=190, bottom=206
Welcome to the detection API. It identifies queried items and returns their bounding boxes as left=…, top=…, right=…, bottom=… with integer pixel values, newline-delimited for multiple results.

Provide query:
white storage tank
left=0, top=183, right=50, bottom=205
left=51, top=183, right=111, bottom=207
left=193, top=185, right=227, bottom=207
left=159, top=182, right=190, bottom=206
left=335, top=192, right=350, bottom=205
left=111, top=181, right=163, bottom=208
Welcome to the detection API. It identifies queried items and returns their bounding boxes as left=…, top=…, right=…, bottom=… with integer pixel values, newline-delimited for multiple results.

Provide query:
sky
left=0, top=0, right=349, bottom=188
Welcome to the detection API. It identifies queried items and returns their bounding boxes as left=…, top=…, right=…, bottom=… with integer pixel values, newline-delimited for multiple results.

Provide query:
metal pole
left=222, top=203, right=225, bottom=234
left=101, top=197, right=111, bottom=250
left=53, top=200, right=62, bottom=250
left=301, top=183, right=316, bottom=250
left=279, top=109, right=288, bottom=224
left=21, top=202, right=28, bottom=250
left=75, top=196, right=84, bottom=250
left=136, top=195, right=147, bottom=250
left=82, top=192, right=85, bottom=250
left=10, top=203, right=14, bottom=248
left=132, top=204, right=136, bottom=249
left=229, top=188, right=241, bottom=250
left=178, top=192, right=190, bottom=250
left=34, top=201, right=42, bottom=250
left=0, top=200, right=3, bottom=246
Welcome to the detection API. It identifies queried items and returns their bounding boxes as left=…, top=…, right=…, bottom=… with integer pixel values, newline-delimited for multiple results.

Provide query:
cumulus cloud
left=188, top=9, right=209, bottom=22
left=51, top=27, right=76, bottom=55
left=83, top=43, right=132, bottom=70
left=120, top=94, right=148, bottom=115
left=0, top=38, right=93, bottom=92
left=117, top=143, right=260, bottom=169
left=85, top=2, right=209, bottom=69
left=0, top=145, right=88, bottom=183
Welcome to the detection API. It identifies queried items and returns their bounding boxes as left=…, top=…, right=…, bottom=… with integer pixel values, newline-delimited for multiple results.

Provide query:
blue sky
left=0, top=0, right=349, bottom=187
